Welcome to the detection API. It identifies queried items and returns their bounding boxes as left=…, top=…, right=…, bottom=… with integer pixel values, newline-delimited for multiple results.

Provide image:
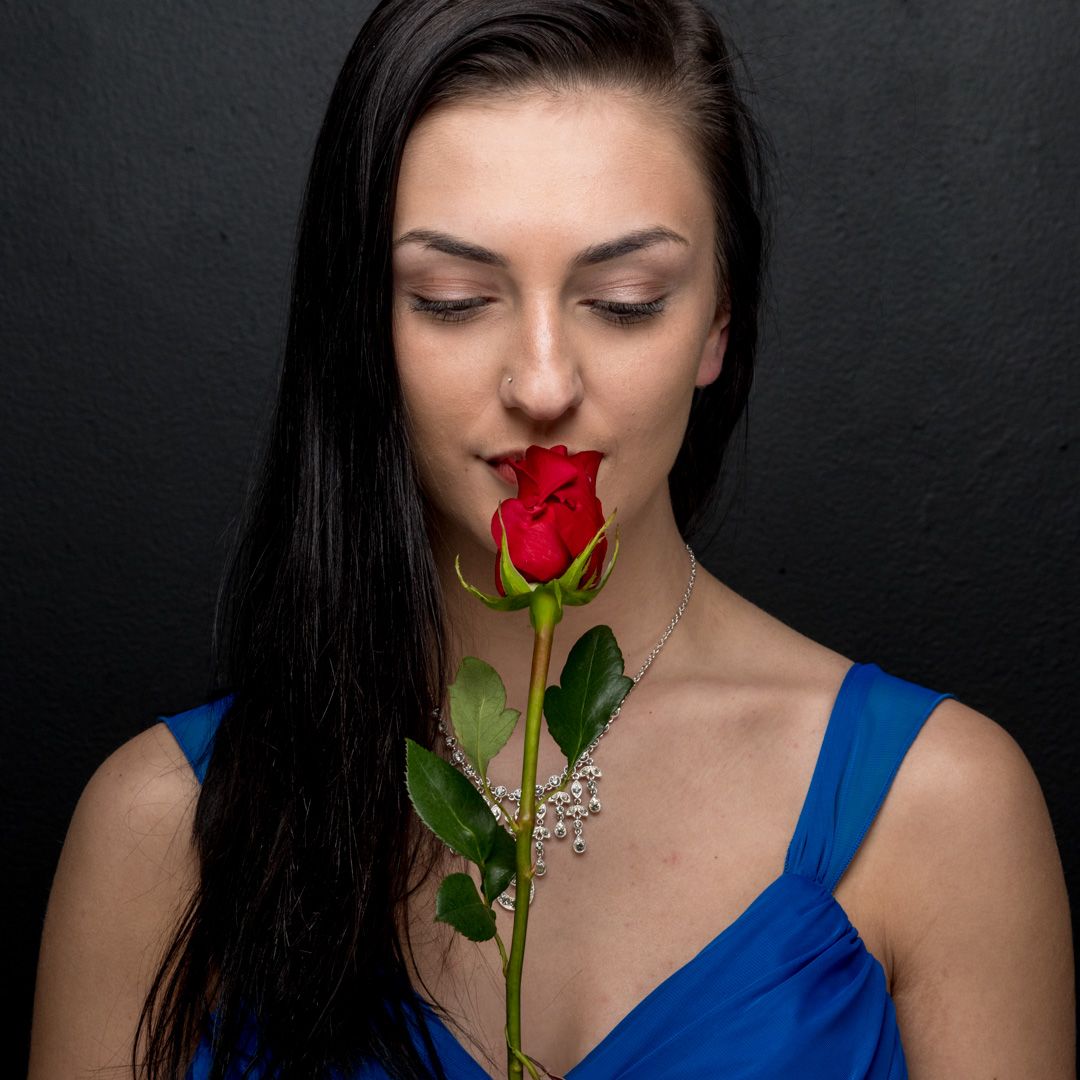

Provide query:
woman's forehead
left=392, top=89, right=715, bottom=271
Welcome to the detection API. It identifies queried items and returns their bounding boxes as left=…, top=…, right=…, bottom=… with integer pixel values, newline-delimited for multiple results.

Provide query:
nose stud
left=507, top=376, right=513, bottom=383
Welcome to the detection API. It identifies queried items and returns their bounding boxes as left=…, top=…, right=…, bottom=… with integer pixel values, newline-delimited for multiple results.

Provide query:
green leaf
left=543, top=625, right=634, bottom=770
left=435, top=873, right=498, bottom=942
left=482, top=825, right=518, bottom=904
left=405, top=739, right=499, bottom=865
left=448, top=657, right=520, bottom=783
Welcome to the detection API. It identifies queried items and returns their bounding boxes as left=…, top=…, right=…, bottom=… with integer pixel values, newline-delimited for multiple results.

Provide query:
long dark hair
left=137, top=1, right=769, bottom=1076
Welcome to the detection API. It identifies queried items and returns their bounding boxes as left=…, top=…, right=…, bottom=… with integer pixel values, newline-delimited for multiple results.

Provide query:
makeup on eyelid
left=406, top=294, right=669, bottom=325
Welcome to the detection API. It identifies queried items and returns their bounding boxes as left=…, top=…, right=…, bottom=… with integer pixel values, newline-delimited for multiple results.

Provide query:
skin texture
left=28, top=722, right=199, bottom=1077
left=29, top=88, right=1075, bottom=1079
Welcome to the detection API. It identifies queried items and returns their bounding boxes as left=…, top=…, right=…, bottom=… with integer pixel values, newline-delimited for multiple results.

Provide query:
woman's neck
left=432, top=493, right=701, bottom=713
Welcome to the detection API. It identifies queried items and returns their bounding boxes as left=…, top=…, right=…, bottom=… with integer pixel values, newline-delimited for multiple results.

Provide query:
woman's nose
left=499, top=299, right=584, bottom=421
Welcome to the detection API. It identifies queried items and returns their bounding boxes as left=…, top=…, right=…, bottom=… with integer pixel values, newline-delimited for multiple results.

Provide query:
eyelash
left=408, top=296, right=667, bottom=326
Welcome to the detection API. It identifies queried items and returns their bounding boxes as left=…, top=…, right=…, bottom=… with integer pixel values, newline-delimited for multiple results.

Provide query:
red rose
left=491, top=445, right=606, bottom=594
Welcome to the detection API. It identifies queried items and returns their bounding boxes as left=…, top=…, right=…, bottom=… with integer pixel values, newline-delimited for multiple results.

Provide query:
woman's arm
left=884, top=700, right=1075, bottom=1077
left=28, top=723, right=198, bottom=1079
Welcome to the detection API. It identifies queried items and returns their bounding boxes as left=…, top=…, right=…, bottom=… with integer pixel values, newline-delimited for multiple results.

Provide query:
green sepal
left=543, top=625, right=633, bottom=771
left=561, top=530, right=620, bottom=606
left=455, top=556, right=532, bottom=612
left=434, top=873, right=498, bottom=942
left=448, top=657, right=520, bottom=784
left=481, top=826, right=517, bottom=905
left=405, top=739, right=500, bottom=865
left=555, top=511, right=617, bottom=597
left=496, top=506, right=536, bottom=598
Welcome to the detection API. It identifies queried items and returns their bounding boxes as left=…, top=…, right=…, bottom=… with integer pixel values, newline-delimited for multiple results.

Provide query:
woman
left=28, top=0, right=1074, bottom=1077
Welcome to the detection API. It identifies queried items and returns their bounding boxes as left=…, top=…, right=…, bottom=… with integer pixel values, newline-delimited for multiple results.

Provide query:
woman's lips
left=488, top=459, right=518, bottom=486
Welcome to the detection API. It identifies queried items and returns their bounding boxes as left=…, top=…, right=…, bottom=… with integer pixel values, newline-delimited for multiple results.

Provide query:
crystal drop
left=549, top=774, right=562, bottom=787
left=589, top=797, right=601, bottom=813
left=444, top=736, right=454, bottom=747
left=493, top=785, right=507, bottom=799
left=491, top=804, right=502, bottom=818
left=536, top=803, right=546, bottom=819
left=554, top=822, right=567, bottom=839
left=535, top=784, right=545, bottom=798
left=571, top=780, right=583, bottom=799
left=573, top=837, right=587, bottom=854
left=536, top=860, right=547, bottom=876
left=452, top=749, right=464, bottom=763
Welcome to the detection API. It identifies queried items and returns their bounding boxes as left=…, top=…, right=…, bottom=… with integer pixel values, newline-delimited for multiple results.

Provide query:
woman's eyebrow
left=392, top=226, right=689, bottom=268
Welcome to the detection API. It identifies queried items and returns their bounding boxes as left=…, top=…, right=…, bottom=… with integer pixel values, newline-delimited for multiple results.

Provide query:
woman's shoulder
left=868, top=693, right=1061, bottom=923
left=867, top=694, right=1074, bottom=1071
left=709, top=581, right=1073, bottom=1066
left=28, top=723, right=200, bottom=1076
left=83, top=719, right=201, bottom=817
left=709, top=576, right=1055, bottom=868
left=65, top=722, right=202, bottom=877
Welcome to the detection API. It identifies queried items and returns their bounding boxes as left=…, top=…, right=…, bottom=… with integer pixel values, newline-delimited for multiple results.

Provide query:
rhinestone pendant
left=496, top=876, right=536, bottom=910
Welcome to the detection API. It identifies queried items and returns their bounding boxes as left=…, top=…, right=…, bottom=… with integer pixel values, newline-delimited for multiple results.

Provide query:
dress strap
left=784, top=663, right=952, bottom=893
left=160, top=695, right=233, bottom=785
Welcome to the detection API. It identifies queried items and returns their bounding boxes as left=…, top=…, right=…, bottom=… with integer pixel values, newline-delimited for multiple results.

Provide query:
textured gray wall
left=4, top=0, right=1078, bottom=1066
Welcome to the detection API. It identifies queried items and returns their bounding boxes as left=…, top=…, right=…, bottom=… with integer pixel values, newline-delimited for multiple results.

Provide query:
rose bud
left=491, top=445, right=607, bottom=595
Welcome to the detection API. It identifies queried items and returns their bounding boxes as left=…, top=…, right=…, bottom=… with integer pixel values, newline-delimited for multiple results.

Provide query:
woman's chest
left=405, top=700, right=893, bottom=1077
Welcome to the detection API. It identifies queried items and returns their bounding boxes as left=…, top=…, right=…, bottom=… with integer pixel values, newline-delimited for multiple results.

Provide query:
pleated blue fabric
left=163, top=662, right=951, bottom=1079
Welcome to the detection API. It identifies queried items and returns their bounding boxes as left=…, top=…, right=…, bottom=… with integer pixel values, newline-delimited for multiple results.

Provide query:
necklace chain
left=437, top=544, right=696, bottom=908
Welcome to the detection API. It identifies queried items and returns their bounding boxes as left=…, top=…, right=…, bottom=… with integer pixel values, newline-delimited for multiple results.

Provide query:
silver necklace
left=437, top=544, right=696, bottom=909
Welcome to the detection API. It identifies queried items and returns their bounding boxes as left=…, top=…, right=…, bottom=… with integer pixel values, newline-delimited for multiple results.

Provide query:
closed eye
left=408, top=295, right=668, bottom=326
left=408, top=296, right=488, bottom=323
left=587, top=298, right=667, bottom=326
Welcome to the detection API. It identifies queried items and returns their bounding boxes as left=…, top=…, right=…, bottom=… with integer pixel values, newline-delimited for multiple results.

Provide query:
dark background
left=3, top=0, right=1077, bottom=1068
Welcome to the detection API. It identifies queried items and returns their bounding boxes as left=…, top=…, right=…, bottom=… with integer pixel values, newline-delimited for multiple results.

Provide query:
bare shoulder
left=879, top=697, right=1065, bottom=905
left=29, top=722, right=201, bottom=1078
left=870, top=698, right=1075, bottom=1077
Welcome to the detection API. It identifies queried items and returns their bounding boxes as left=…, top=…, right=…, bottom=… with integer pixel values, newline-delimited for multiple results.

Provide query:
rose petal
left=552, top=449, right=604, bottom=510
left=491, top=498, right=573, bottom=586
left=509, top=446, right=579, bottom=507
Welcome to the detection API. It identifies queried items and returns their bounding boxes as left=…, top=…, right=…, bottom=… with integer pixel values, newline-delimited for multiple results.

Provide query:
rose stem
left=505, top=588, right=559, bottom=1080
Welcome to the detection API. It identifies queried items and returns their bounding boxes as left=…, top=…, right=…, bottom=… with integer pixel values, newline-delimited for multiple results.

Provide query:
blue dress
left=163, top=662, right=951, bottom=1079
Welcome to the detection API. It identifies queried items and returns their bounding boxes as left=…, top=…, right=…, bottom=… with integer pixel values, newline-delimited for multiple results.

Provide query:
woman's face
left=391, top=88, right=728, bottom=559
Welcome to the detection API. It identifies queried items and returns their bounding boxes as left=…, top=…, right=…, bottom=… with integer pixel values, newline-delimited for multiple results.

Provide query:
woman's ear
left=695, top=306, right=730, bottom=388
